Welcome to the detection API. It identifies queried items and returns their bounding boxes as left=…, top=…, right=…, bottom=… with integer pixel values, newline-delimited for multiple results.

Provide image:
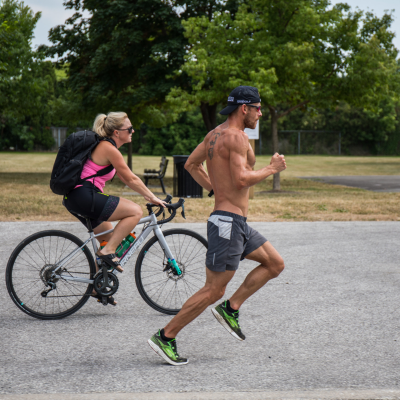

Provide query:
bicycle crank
left=93, top=271, right=119, bottom=296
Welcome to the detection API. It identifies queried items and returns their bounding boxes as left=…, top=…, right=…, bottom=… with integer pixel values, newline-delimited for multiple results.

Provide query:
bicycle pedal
left=101, top=296, right=108, bottom=306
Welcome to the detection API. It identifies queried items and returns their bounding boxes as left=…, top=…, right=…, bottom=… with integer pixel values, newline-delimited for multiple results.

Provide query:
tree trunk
left=127, top=142, right=132, bottom=170
left=139, top=125, right=144, bottom=148
left=0, top=116, right=5, bottom=142
left=270, top=109, right=280, bottom=190
left=200, top=102, right=218, bottom=132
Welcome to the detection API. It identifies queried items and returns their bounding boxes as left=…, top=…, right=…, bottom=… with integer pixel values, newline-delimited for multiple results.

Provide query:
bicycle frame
left=56, top=213, right=176, bottom=285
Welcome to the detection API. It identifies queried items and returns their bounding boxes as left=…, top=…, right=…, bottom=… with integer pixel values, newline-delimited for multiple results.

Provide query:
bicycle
left=6, top=195, right=208, bottom=320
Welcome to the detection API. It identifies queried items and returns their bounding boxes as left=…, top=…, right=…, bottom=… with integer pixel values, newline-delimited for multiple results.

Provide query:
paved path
left=2, top=389, right=400, bottom=399
left=1, top=221, right=400, bottom=399
left=301, top=176, right=400, bottom=192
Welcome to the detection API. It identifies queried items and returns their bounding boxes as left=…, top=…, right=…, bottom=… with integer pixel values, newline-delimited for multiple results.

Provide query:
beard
left=244, top=113, right=257, bottom=130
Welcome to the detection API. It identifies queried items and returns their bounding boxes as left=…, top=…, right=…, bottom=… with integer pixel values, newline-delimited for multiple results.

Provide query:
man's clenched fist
left=270, top=153, right=286, bottom=173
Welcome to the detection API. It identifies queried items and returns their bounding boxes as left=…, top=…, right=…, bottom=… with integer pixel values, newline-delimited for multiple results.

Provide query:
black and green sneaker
left=211, top=300, right=245, bottom=341
left=148, top=330, right=188, bottom=366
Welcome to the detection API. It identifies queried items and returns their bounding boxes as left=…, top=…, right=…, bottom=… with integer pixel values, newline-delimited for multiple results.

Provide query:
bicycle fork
left=154, top=226, right=182, bottom=276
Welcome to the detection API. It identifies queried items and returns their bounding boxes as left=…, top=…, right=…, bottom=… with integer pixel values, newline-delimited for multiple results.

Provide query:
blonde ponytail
left=92, top=112, right=128, bottom=138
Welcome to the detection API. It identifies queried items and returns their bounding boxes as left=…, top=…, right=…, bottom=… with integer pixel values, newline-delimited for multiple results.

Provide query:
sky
left=24, top=0, right=400, bottom=54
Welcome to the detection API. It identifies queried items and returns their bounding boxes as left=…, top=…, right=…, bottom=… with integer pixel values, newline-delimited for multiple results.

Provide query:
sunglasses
left=246, top=104, right=261, bottom=112
left=119, top=126, right=134, bottom=134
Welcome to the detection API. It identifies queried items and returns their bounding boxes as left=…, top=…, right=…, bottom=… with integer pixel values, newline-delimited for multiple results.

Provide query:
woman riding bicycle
left=63, top=112, right=166, bottom=303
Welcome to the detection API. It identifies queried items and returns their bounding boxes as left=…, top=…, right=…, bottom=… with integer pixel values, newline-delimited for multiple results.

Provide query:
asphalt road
left=1, top=221, right=400, bottom=399
left=301, top=176, right=400, bottom=192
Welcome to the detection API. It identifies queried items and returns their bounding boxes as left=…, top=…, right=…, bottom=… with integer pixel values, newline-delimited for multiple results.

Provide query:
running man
left=148, top=86, right=287, bottom=365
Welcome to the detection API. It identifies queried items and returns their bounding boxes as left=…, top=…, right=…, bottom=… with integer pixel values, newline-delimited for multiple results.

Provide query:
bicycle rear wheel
left=135, top=228, right=207, bottom=315
left=6, top=230, right=96, bottom=320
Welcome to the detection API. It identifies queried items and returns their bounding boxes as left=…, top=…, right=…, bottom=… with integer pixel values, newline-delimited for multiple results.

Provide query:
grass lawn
left=0, top=152, right=399, bottom=222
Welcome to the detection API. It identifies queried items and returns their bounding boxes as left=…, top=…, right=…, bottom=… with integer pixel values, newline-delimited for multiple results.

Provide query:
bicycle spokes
left=136, top=229, right=207, bottom=314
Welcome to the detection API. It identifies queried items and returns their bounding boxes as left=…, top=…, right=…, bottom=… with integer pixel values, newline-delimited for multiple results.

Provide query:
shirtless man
left=148, top=86, right=287, bottom=366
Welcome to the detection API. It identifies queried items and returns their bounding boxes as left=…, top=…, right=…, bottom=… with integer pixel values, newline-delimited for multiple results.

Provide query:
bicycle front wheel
left=135, top=229, right=207, bottom=315
left=6, top=230, right=96, bottom=320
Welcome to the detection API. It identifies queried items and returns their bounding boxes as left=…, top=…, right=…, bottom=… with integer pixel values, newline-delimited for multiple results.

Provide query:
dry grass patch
left=255, top=155, right=400, bottom=177
left=0, top=152, right=174, bottom=177
left=172, top=178, right=400, bottom=222
left=2, top=152, right=400, bottom=177
left=0, top=173, right=172, bottom=222
left=1, top=153, right=399, bottom=222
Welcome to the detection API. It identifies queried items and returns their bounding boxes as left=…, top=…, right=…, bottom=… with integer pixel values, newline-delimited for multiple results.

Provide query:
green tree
left=268, top=100, right=398, bottom=155
left=139, top=108, right=209, bottom=155
left=0, top=0, right=55, bottom=150
left=42, top=0, right=241, bottom=164
left=43, top=0, right=240, bottom=126
left=48, top=64, right=93, bottom=134
left=167, top=0, right=399, bottom=189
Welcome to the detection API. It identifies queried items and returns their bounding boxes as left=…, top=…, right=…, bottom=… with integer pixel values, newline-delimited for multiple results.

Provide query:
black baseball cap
left=219, top=86, right=261, bottom=115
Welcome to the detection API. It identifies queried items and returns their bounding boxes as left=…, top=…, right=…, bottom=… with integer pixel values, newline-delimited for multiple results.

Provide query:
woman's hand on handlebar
left=144, top=195, right=167, bottom=207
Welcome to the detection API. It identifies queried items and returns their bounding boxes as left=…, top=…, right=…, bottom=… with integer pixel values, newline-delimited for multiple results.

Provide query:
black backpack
left=50, top=130, right=115, bottom=195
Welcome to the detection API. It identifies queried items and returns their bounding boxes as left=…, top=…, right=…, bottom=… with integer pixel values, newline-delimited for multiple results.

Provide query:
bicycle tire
left=135, top=228, right=208, bottom=315
left=6, top=230, right=96, bottom=320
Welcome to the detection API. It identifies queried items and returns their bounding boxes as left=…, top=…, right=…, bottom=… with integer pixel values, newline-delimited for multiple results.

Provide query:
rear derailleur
left=40, top=264, right=59, bottom=297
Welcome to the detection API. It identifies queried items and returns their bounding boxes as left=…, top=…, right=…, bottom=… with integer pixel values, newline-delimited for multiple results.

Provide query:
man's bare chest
left=247, top=147, right=256, bottom=169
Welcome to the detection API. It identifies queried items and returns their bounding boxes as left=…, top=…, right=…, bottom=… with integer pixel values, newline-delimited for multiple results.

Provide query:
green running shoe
left=212, top=300, right=245, bottom=341
left=148, top=330, right=188, bottom=366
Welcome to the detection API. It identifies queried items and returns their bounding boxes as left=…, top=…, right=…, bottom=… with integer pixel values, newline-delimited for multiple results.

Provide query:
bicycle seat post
left=86, top=218, right=94, bottom=233
left=86, top=218, right=99, bottom=255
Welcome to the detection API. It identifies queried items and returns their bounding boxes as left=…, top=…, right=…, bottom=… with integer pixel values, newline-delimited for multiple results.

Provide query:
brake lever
left=181, top=203, right=186, bottom=219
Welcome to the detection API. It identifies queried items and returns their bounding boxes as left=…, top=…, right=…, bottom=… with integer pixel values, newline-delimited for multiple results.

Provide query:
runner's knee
left=267, top=257, right=285, bottom=278
left=204, top=286, right=225, bottom=304
left=212, top=287, right=225, bottom=303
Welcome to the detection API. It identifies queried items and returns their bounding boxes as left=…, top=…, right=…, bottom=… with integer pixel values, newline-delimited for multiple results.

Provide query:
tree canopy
left=2, top=0, right=399, bottom=159
left=167, top=0, right=400, bottom=188
left=43, top=0, right=241, bottom=129
left=0, top=0, right=55, bottom=150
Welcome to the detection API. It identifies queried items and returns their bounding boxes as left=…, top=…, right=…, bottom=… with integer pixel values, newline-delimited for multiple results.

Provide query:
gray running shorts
left=205, top=210, right=267, bottom=272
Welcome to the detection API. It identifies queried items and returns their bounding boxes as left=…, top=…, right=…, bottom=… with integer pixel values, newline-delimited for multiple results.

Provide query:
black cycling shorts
left=63, top=182, right=120, bottom=229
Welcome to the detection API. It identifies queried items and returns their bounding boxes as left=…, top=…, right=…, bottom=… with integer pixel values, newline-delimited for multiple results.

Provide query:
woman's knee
left=121, top=199, right=143, bottom=218
left=132, top=204, right=143, bottom=218
left=109, top=199, right=143, bottom=222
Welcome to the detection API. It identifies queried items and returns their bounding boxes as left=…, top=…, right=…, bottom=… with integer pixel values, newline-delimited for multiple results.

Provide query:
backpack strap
left=101, top=137, right=118, bottom=182
left=78, top=164, right=114, bottom=185
left=81, top=138, right=117, bottom=211
left=102, top=137, right=117, bottom=148
left=81, top=136, right=116, bottom=183
left=78, top=164, right=115, bottom=213
left=88, top=136, right=117, bottom=161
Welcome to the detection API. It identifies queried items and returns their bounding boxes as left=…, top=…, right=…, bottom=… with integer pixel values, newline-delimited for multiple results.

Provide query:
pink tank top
left=75, top=159, right=116, bottom=192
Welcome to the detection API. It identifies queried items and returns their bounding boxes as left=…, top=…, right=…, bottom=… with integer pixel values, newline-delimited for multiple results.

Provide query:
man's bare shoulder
left=221, top=127, right=248, bottom=152
left=205, top=123, right=224, bottom=140
left=205, top=124, right=247, bottom=140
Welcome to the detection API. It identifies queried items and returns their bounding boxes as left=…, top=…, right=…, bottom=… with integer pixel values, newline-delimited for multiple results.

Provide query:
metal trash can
left=173, top=155, right=203, bottom=198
